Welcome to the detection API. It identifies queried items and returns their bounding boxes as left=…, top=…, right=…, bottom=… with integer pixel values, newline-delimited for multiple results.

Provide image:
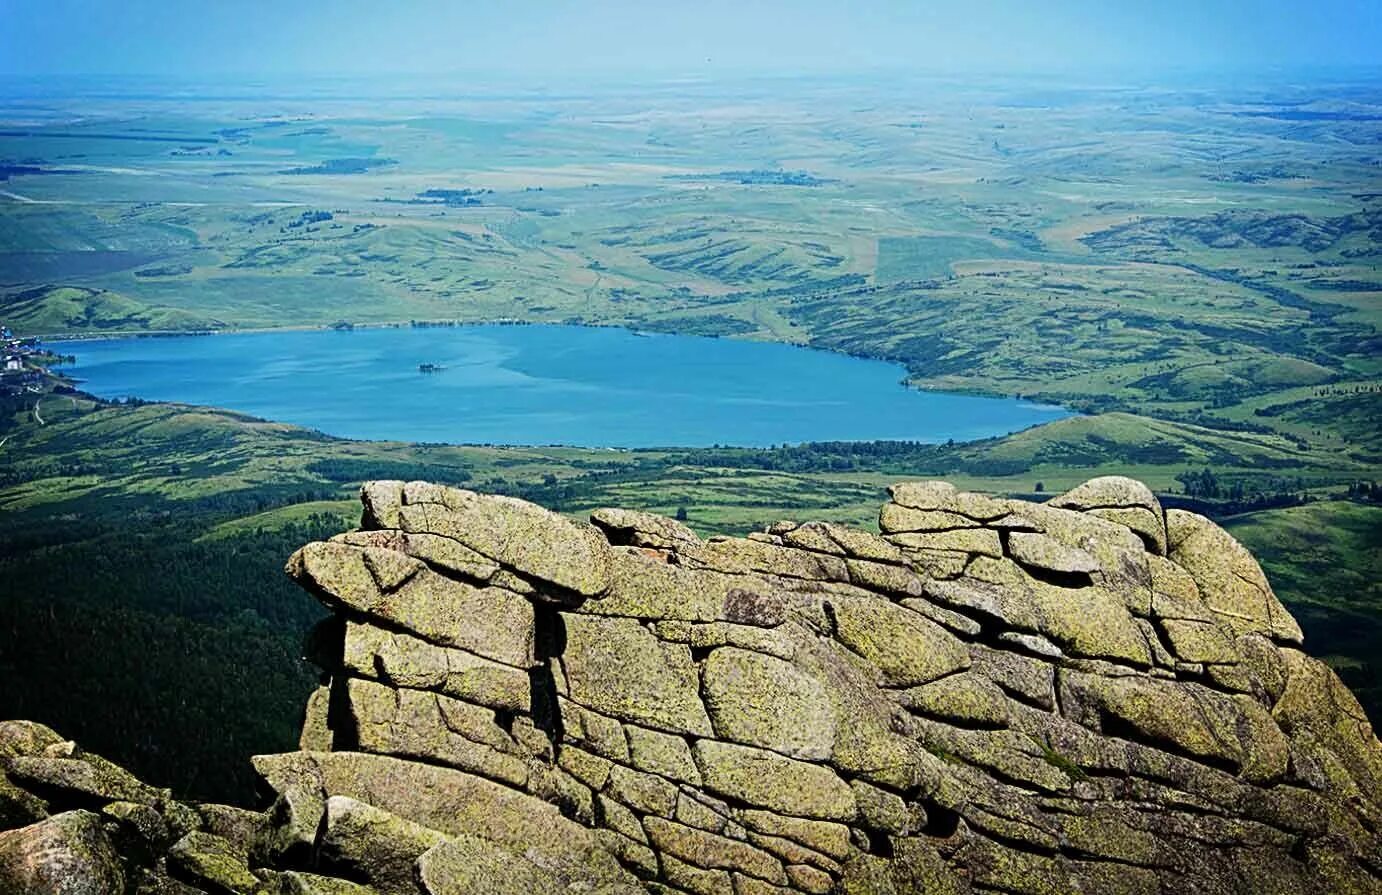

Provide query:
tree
left=1176, top=468, right=1221, bottom=499
left=1034, top=482, right=1045, bottom=493
left=674, top=506, right=689, bottom=522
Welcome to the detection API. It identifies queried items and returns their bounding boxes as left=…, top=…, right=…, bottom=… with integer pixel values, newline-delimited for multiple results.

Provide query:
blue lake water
left=58, top=325, right=1069, bottom=448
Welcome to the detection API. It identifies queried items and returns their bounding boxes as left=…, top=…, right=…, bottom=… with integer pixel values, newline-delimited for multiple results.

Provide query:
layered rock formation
left=2, top=477, right=1379, bottom=894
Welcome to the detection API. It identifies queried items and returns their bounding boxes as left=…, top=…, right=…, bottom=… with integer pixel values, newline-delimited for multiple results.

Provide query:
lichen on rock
left=1, top=477, right=1379, bottom=895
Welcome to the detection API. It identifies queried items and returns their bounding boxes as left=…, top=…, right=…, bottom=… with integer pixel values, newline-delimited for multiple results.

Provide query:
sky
left=1, top=0, right=1379, bottom=82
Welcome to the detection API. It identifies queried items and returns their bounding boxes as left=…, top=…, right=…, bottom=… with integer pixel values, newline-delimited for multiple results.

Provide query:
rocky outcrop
left=2, top=477, right=1378, bottom=894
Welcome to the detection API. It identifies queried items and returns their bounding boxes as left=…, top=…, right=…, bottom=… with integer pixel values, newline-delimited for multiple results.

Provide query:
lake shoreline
left=53, top=323, right=1073, bottom=450
left=36, top=317, right=1061, bottom=406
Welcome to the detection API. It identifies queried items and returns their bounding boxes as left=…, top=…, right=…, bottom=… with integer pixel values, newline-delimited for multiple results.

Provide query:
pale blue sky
left=2, top=0, right=1378, bottom=80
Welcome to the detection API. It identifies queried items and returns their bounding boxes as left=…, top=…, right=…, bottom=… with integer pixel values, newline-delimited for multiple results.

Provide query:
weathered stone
left=901, top=671, right=1010, bottom=728
left=288, top=542, right=536, bottom=666
left=699, top=536, right=850, bottom=583
left=781, top=522, right=906, bottom=565
left=645, top=817, right=787, bottom=884
left=581, top=548, right=741, bottom=621
left=361, top=481, right=405, bottom=530
left=998, top=630, right=1065, bottom=659
left=397, top=487, right=612, bottom=597
left=903, top=549, right=970, bottom=579
left=1013, top=502, right=1155, bottom=607
left=728, top=873, right=794, bottom=895
left=848, top=780, right=911, bottom=834
left=526, top=763, right=594, bottom=823
left=161, top=800, right=202, bottom=841
left=1271, top=648, right=1382, bottom=802
left=416, top=830, right=644, bottom=895
left=0, top=810, right=125, bottom=895
left=562, top=614, right=713, bottom=736
left=1166, top=510, right=1303, bottom=644
left=879, top=504, right=982, bottom=534
left=692, top=741, right=855, bottom=821
left=0, top=771, right=48, bottom=828
left=0, top=720, right=66, bottom=760
left=887, top=481, right=1010, bottom=520
left=561, top=701, right=632, bottom=763
left=278, top=872, right=381, bottom=895
left=1147, top=554, right=1204, bottom=612
left=1158, top=618, right=1240, bottom=665
left=344, top=679, right=529, bottom=787
left=675, top=791, right=729, bottom=833
left=774, top=522, right=838, bottom=554
left=970, top=645, right=1056, bottom=710
left=1029, top=580, right=1153, bottom=667
left=884, top=528, right=1003, bottom=558
left=898, top=597, right=982, bottom=637
left=557, top=746, right=612, bottom=791
left=1059, top=670, right=1267, bottom=773
left=829, top=595, right=969, bottom=688
left=661, top=852, right=735, bottom=895
left=925, top=574, right=1038, bottom=627
left=168, top=830, right=260, bottom=895
left=721, top=588, right=789, bottom=627
left=958, top=553, right=1149, bottom=666
left=1006, top=531, right=1100, bottom=575
left=102, top=800, right=171, bottom=848
left=680, top=622, right=796, bottom=661
left=254, top=751, right=630, bottom=887
left=192, top=802, right=265, bottom=859
left=844, top=558, right=929, bottom=598
left=1048, top=476, right=1168, bottom=555
left=7, top=754, right=168, bottom=807
left=317, top=796, right=445, bottom=895
left=738, top=812, right=851, bottom=862
left=591, top=507, right=702, bottom=554
left=343, top=623, right=532, bottom=713
left=598, top=829, right=660, bottom=877
left=702, top=648, right=837, bottom=760
left=397, top=532, right=501, bottom=582
left=625, top=725, right=702, bottom=785
left=299, top=685, right=334, bottom=751
left=745, top=830, right=841, bottom=877
left=607, top=764, right=678, bottom=817
left=597, top=791, right=648, bottom=844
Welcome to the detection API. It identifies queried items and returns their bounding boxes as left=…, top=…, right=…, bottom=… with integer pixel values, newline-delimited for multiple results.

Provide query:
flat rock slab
left=397, top=485, right=613, bottom=598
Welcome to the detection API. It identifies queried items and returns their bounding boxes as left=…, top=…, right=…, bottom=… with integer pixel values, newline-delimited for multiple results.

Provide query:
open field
left=1, top=72, right=1379, bottom=801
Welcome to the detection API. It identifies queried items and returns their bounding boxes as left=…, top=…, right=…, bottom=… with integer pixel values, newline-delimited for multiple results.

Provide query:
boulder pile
left=2, top=476, right=1379, bottom=894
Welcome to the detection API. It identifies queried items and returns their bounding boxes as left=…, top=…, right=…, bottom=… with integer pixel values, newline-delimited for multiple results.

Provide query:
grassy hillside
left=0, top=285, right=223, bottom=333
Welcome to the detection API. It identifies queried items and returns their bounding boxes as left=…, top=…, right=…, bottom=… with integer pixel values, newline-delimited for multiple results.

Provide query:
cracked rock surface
left=2, top=476, right=1379, bottom=894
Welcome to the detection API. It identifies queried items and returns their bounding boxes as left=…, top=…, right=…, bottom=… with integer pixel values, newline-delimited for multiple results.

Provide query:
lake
left=58, top=325, right=1069, bottom=447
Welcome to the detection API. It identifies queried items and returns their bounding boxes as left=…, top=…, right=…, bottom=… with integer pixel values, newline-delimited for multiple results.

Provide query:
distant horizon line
left=2, top=61, right=1381, bottom=88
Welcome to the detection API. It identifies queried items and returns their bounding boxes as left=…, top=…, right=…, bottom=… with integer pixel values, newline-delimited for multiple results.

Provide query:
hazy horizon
left=3, top=0, right=1379, bottom=85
